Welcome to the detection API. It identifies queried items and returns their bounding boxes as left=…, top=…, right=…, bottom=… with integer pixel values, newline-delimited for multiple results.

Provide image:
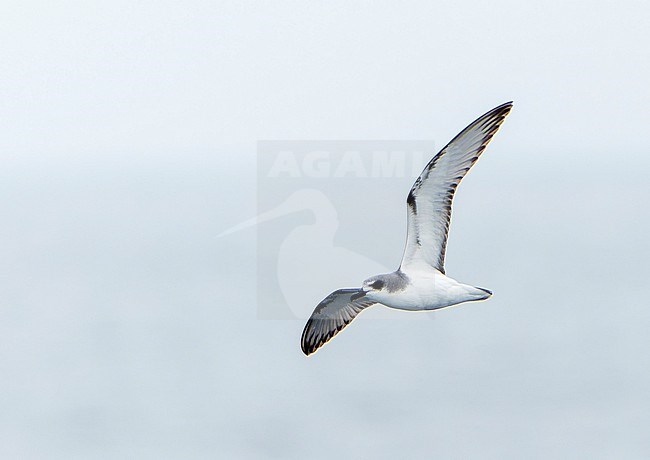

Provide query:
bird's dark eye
left=370, top=280, right=384, bottom=290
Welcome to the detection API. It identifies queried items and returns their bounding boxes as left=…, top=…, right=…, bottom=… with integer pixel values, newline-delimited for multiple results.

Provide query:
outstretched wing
left=400, top=102, right=513, bottom=273
left=301, top=289, right=376, bottom=356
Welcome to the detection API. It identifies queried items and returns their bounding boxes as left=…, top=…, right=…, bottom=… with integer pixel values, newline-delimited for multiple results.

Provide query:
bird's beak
left=350, top=290, right=366, bottom=301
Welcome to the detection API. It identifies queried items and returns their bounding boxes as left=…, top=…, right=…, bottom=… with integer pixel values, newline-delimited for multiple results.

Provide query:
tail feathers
left=468, top=286, right=492, bottom=301
left=476, top=287, right=492, bottom=296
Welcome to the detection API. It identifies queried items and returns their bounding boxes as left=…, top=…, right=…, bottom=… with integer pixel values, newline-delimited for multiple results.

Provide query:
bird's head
left=351, top=276, right=387, bottom=301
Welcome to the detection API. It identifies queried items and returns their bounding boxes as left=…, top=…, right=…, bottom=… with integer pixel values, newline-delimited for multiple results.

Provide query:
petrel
left=301, top=102, right=513, bottom=355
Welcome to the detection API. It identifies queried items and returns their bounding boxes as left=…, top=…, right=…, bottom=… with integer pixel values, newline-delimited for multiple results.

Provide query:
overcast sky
left=1, top=1, right=649, bottom=458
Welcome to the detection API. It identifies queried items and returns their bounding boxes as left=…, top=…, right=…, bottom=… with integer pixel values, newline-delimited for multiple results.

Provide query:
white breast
left=371, top=268, right=489, bottom=311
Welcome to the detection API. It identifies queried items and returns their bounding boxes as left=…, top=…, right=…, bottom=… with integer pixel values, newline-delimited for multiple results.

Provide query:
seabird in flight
left=301, top=102, right=513, bottom=356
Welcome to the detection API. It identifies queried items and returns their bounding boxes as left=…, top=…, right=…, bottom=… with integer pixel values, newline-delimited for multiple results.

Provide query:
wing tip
left=300, top=319, right=339, bottom=356
left=490, top=101, right=514, bottom=117
left=300, top=289, right=373, bottom=357
left=301, top=333, right=315, bottom=356
left=300, top=319, right=316, bottom=356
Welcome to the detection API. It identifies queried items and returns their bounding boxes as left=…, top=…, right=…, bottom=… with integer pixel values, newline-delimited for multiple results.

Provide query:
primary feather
left=400, top=102, right=513, bottom=273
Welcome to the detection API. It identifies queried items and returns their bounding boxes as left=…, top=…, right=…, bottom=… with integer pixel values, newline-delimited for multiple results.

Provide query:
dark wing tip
left=301, top=316, right=347, bottom=356
left=301, top=340, right=313, bottom=356
left=495, top=100, right=513, bottom=110
left=300, top=289, right=373, bottom=356
left=466, top=101, right=513, bottom=145
left=300, top=319, right=317, bottom=356
left=484, top=101, right=513, bottom=120
left=300, top=318, right=337, bottom=356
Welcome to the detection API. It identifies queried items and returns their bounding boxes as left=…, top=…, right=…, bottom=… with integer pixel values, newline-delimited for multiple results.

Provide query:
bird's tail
left=467, top=286, right=492, bottom=301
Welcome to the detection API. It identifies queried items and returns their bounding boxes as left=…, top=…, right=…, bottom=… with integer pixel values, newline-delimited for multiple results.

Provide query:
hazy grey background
left=2, top=1, right=650, bottom=458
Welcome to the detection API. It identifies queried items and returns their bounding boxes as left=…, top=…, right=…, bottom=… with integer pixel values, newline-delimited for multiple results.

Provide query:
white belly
left=369, top=270, right=490, bottom=311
